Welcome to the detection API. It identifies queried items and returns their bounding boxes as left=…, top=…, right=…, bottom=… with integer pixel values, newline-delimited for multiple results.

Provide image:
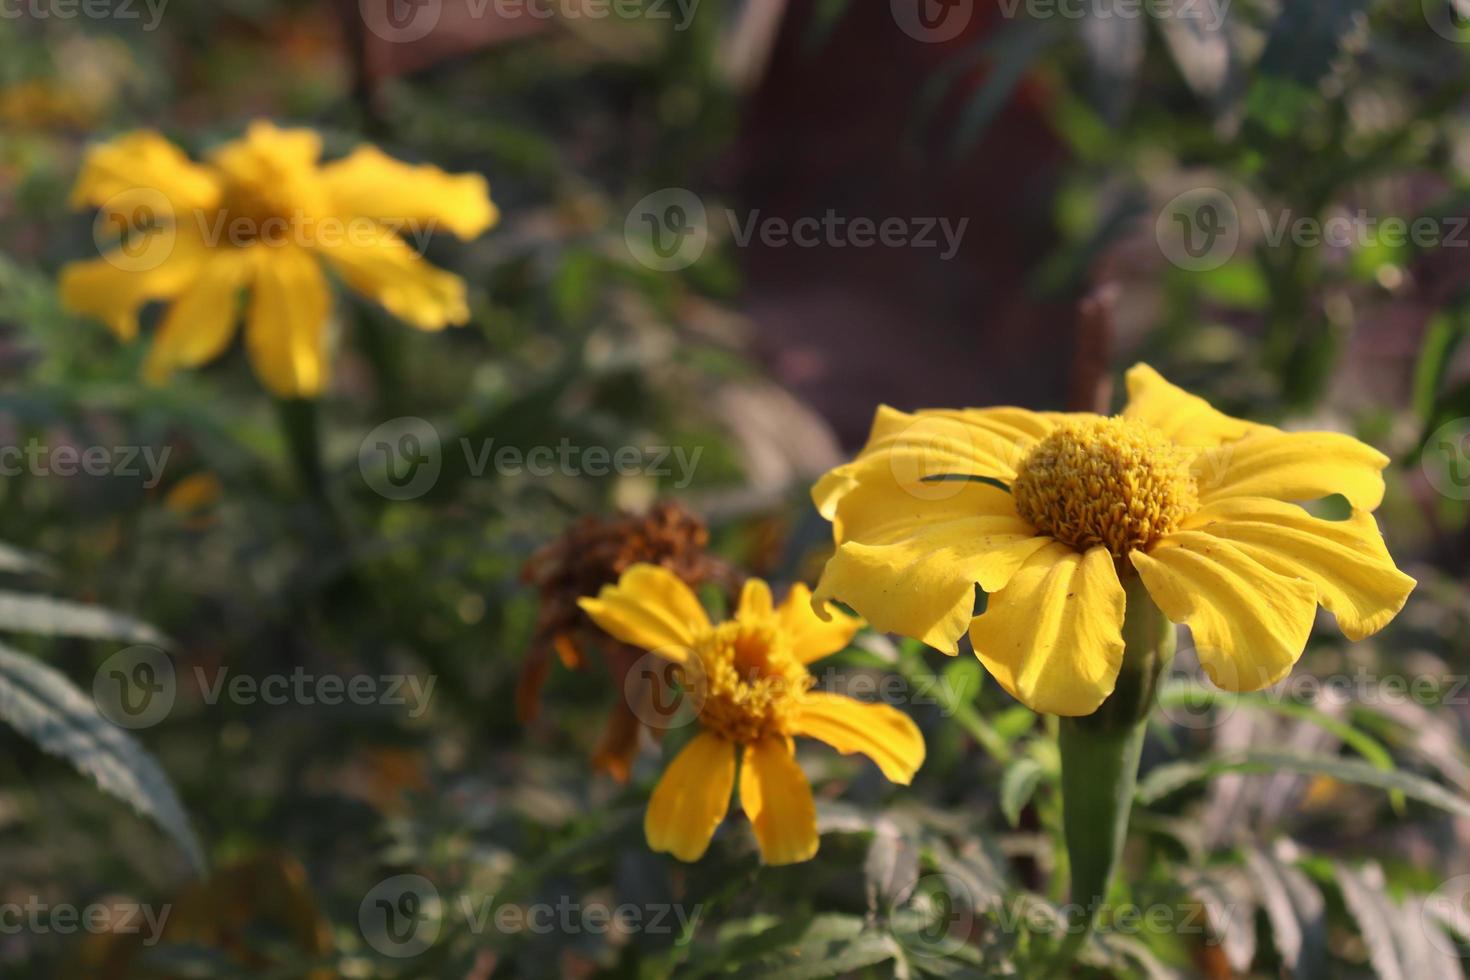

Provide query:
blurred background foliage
left=1, top=0, right=1469, bottom=977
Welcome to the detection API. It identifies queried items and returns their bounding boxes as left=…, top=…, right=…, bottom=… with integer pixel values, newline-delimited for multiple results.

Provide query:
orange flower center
left=687, top=621, right=811, bottom=744
left=1011, top=416, right=1197, bottom=557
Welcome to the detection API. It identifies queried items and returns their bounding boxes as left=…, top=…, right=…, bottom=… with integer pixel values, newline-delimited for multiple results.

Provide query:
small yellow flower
left=810, top=364, right=1416, bottom=716
left=578, top=564, right=925, bottom=865
left=59, top=121, right=497, bottom=397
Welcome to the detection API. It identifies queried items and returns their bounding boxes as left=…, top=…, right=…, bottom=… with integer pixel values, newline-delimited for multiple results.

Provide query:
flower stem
left=275, top=397, right=328, bottom=502
left=1054, top=574, right=1174, bottom=967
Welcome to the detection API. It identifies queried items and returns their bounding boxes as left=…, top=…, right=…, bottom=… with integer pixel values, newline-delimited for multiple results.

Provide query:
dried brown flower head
left=519, top=501, right=738, bottom=780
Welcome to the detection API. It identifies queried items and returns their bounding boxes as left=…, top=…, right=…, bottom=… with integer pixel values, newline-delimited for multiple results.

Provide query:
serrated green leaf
left=0, top=591, right=167, bottom=645
left=0, top=644, right=203, bottom=872
left=1137, top=750, right=1470, bottom=820
left=1000, top=756, right=1043, bottom=828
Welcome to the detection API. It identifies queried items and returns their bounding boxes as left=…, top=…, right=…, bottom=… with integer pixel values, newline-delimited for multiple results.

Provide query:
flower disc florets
left=1011, top=416, right=1197, bottom=558
left=688, top=621, right=813, bottom=744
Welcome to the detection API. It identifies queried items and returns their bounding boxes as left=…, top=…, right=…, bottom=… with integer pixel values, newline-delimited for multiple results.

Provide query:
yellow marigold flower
left=59, top=121, right=497, bottom=397
left=810, top=364, right=1416, bottom=716
left=578, top=564, right=925, bottom=865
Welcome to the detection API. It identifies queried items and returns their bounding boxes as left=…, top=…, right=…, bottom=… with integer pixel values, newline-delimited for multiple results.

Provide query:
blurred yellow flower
left=60, top=121, right=497, bottom=397
left=578, top=564, right=925, bottom=865
left=811, top=364, right=1416, bottom=716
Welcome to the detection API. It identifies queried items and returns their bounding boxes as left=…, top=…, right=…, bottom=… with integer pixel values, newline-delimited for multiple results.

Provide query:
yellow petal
left=212, top=119, right=323, bottom=172
left=320, top=145, right=497, bottom=241
left=577, top=563, right=711, bottom=659
left=1133, top=531, right=1317, bottom=692
left=739, top=738, right=818, bottom=865
left=644, top=731, right=735, bottom=862
left=59, top=230, right=208, bottom=340
left=968, top=542, right=1126, bottom=716
left=321, top=227, right=470, bottom=330
left=1192, top=429, right=1389, bottom=511
left=813, top=405, right=1050, bottom=519
left=777, top=583, right=863, bottom=663
left=1122, top=363, right=1257, bottom=450
left=789, top=691, right=924, bottom=783
left=736, top=578, right=774, bottom=622
left=812, top=480, right=1051, bottom=654
left=70, top=130, right=221, bottom=216
left=1182, top=497, right=1415, bottom=641
left=245, top=245, right=331, bottom=398
left=143, top=247, right=256, bottom=384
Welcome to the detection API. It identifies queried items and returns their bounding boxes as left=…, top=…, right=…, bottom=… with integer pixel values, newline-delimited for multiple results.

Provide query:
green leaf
left=1155, top=680, right=1402, bottom=809
left=1136, top=750, right=1470, bottom=820
left=0, top=591, right=167, bottom=645
left=946, top=19, right=1063, bottom=158
left=1245, top=846, right=1325, bottom=978
left=0, top=644, right=203, bottom=872
left=1413, top=299, right=1470, bottom=424
left=1000, top=756, right=1044, bottom=828
left=751, top=915, right=899, bottom=980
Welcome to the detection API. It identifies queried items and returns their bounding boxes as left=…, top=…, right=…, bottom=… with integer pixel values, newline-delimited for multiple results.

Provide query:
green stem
left=275, top=397, right=328, bottom=502
left=1054, top=573, right=1175, bottom=968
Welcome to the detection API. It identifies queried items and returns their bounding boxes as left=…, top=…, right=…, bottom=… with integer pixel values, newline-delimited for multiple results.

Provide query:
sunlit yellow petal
left=736, top=578, right=774, bottom=622
left=739, top=738, right=818, bottom=865
left=813, top=406, right=1050, bottom=518
left=70, top=130, right=221, bottom=215
left=1192, top=429, right=1389, bottom=511
left=968, top=542, right=1125, bottom=716
left=244, top=245, right=331, bottom=398
left=212, top=119, right=323, bottom=172
left=59, top=229, right=208, bottom=340
left=812, top=480, right=1051, bottom=654
left=320, top=145, right=497, bottom=241
left=777, top=583, right=863, bottom=663
left=1133, top=531, right=1317, bottom=692
left=143, top=247, right=256, bottom=384
left=1182, top=497, right=1415, bottom=641
left=321, top=227, right=470, bottom=330
left=645, top=731, right=735, bottom=862
left=577, top=563, right=711, bottom=659
left=789, top=691, right=924, bottom=783
left=1122, top=363, right=1257, bottom=450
